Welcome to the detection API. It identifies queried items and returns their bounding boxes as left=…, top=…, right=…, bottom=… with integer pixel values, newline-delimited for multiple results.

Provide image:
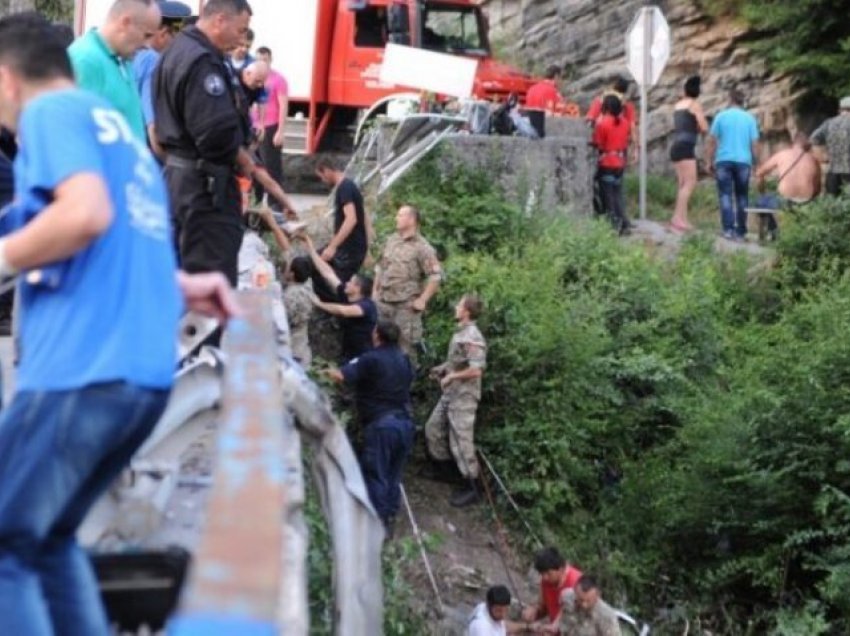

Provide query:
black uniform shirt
left=341, top=344, right=414, bottom=425
left=334, top=178, right=368, bottom=263
left=153, top=26, right=244, bottom=165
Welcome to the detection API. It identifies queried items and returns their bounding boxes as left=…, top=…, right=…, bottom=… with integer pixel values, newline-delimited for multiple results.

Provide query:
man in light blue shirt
left=0, top=13, right=237, bottom=635
left=69, top=0, right=162, bottom=142
left=706, top=88, right=761, bottom=240
left=133, top=0, right=192, bottom=156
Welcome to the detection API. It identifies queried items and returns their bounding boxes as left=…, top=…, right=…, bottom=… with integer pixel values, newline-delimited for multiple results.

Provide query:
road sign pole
left=639, top=7, right=651, bottom=221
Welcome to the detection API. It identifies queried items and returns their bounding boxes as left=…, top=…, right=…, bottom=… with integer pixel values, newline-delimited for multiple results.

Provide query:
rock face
left=484, top=0, right=802, bottom=171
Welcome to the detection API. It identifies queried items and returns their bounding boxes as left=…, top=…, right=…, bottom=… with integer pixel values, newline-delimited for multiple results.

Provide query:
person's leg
left=613, top=169, right=630, bottom=232
left=39, top=384, right=169, bottom=636
left=447, top=398, right=480, bottom=480
left=0, top=385, right=168, bottom=636
left=424, top=395, right=451, bottom=463
left=715, top=162, right=736, bottom=235
left=733, top=163, right=751, bottom=237
left=359, top=423, right=391, bottom=521
left=672, top=159, right=697, bottom=228
left=598, top=170, right=620, bottom=230
left=385, top=418, right=415, bottom=520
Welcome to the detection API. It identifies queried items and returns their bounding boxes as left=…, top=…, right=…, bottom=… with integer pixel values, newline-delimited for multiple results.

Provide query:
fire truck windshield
left=421, top=5, right=489, bottom=56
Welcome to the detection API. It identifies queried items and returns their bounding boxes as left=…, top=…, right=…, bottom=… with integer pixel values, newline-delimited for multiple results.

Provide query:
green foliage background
left=373, top=154, right=850, bottom=634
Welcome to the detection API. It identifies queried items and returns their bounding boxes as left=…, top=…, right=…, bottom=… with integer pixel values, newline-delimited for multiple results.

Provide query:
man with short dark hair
left=69, top=0, right=163, bottom=142
left=253, top=45, right=289, bottom=207
left=328, top=318, right=415, bottom=537
left=282, top=255, right=313, bottom=367
left=526, top=65, right=565, bottom=113
left=811, top=96, right=850, bottom=196
left=302, top=232, right=377, bottom=362
left=469, top=584, right=512, bottom=636
left=706, top=88, right=761, bottom=240
left=559, top=575, right=622, bottom=636
left=374, top=204, right=442, bottom=361
left=154, top=0, right=254, bottom=286
left=0, top=13, right=237, bottom=634
left=314, top=158, right=370, bottom=300
left=424, top=294, right=487, bottom=507
left=228, top=26, right=254, bottom=71
left=520, top=546, right=583, bottom=632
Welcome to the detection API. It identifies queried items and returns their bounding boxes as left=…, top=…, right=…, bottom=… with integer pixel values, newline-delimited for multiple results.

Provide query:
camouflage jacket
left=441, top=322, right=486, bottom=399
left=558, top=590, right=621, bottom=636
left=377, top=232, right=441, bottom=304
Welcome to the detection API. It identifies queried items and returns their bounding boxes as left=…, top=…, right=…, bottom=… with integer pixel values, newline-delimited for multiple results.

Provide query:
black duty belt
left=165, top=155, right=232, bottom=179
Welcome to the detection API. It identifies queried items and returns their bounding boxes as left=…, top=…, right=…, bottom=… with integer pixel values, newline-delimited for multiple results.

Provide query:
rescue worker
left=282, top=256, right=314, bottom=368
left=153, top=0, right=253, bottom=286
left=374, top=205, right=442, bottom=362
left=526, top=65, right=565, bottom=113
left=592, top=94, right=632, bottom=235
left=520, top=546, right=584, bottom=632
left=328, top=318, right=415, bottom=538
left=559, top=576, right=622, bottom=636
left=424, top=294, right=487, bottom=508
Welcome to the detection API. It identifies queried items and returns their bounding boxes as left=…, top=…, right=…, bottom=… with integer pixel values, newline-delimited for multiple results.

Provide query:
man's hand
left=440, top=373, right=454, bottom=390
left=258, top=206, right=276, bottom=226
left=521, top=606, right=538, bottom=623
left=321, top=244, right=337, bottom=262
left=325, top=367, right=344, bottom=384
left=177, top=271, right=241, bottom=322
left=273, top=128, right=284, bottom=148
left=254, top=126, right=266, bottom=143
left=411, top=297, right=427, bottom=313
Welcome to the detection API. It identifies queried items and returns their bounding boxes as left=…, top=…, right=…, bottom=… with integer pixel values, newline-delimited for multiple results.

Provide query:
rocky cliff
left=484, top=0, right=802, bottom=170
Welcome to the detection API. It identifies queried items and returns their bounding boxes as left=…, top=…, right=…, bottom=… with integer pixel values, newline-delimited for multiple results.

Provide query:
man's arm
left=322, top=201, right=357, bottom=262
left=253, top=165, right=297, bottom=212
left=312, top=296, right=365, bottom=319
left=0, top=173, right=112, bottom=274
left=755, top=153, right=779, bottom=181
left=751, top=140, right=762, bottom=168
left=440, top=365, right=482, bottom=390
left=412, top=250, right=442, bottom=312
left=273, top=93, right=288, bottom=148
left=301, top=234, right=342, bottom=290
left=177, top=270, right=241, bottom=321
left=258, top=207, right=290, bottom=252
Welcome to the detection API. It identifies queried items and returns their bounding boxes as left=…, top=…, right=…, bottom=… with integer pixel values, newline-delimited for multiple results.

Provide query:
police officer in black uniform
left=153, top=0, right=252, bottom=286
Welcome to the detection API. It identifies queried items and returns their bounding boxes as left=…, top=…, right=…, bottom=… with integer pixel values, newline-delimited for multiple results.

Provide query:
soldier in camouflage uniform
left=559, top=576, right=622, bottom=636
left=424, top=294, right=486, bottom=508
left=374, top=205, right=442, bottom=362
left=282, top=256, right=313, bottom=367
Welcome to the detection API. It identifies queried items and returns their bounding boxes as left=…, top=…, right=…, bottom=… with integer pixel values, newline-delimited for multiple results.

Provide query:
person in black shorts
left=669, top=76, right=708, bottom=232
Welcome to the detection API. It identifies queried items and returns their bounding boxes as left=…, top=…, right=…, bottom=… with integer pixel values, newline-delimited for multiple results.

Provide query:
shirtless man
left=755, top=131, right=821, bottom=239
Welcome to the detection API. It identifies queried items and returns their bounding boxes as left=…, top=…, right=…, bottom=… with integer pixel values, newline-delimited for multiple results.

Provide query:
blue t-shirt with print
left=710, top=106, right=760, bottom=165
left=8, top=89, right=181, bottom=391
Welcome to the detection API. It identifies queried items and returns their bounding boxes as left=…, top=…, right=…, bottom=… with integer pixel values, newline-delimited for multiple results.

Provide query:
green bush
left=374, top=156, right=850, bottom=633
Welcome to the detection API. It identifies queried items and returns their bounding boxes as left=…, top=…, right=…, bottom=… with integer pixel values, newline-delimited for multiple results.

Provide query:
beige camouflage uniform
left=425, top=322, right=486, bottom=479
left=558, top=590, right=622, bottom=636
left=376, top=233, right=442, bottom=359
left=283, top=281, right=313, bottom=367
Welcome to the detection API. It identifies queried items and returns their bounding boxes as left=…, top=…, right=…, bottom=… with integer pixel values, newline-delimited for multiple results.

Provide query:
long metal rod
left=399, top=483, right=444, bottom=614
left=639, top=7, right=650, bottom=220
left=478, top=449, right=544, bottom=549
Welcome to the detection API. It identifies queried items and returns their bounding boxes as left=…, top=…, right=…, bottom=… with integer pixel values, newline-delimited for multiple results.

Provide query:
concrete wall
left=438, top=118, right=594, bottom=216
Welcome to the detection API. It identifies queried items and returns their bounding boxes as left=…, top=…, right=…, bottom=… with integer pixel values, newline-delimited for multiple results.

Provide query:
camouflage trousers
left=377, top=301, right=423, bottom=363
left=425, top=393, right=480, bottom=479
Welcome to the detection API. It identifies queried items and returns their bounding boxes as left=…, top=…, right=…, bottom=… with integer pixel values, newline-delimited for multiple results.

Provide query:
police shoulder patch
left=204, top=73, right=226, bottom=96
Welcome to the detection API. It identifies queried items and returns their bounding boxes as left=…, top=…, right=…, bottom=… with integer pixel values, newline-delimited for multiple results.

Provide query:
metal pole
left=400, top=483, right=445, bottom=615
left=639, top=7, right=651, bottom=220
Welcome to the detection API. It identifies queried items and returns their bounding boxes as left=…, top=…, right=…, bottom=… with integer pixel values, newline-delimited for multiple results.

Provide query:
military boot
left=449, top=480, right=482, bottom=508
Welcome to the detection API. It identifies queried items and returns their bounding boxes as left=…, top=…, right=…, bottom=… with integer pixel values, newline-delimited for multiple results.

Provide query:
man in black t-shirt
left=302, top=234, right=377, bottom=362
left=314, top=158, right=371, bottom=300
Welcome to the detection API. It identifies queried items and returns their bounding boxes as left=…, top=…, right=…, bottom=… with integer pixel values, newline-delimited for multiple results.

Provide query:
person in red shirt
left=592, top=94, right=633, bottom=235
left=526, top=65, right=565, bottom=112
left=517, top=547, right=583, bottom=632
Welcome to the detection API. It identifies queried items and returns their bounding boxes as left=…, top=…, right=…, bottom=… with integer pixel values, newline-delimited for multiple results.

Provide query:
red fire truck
left=75, top=0, right=540, bottom=154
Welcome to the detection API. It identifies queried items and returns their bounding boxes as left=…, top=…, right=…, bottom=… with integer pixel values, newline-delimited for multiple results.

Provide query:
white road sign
left=626, top=6, right=671, bottom=88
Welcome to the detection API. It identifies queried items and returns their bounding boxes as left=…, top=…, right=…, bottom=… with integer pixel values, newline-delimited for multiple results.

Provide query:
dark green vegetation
left=375, top=155, right=850, bottom=634
left=704, top=0, right=850, bottom=110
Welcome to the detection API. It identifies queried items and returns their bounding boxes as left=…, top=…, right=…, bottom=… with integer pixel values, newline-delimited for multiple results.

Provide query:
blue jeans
left=715, top=161, right=751, bottom=235
left=0, top=382, right=169, bottom=636
left=360, top=413, right=414, bottom=524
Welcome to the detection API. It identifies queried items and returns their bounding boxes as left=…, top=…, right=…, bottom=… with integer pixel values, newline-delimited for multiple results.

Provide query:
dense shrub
left=375, top=156, right=850, bottom=633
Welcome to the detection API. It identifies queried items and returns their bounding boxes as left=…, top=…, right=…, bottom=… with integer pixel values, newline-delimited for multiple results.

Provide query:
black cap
left=158, top=0, right=192, bottom=20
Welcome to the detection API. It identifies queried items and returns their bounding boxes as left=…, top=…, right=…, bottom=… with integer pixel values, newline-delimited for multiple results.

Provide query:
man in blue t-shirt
left=706, top=88, right=761, bottom=240
left=0, top=14, right=237, bottom=635
left=329, top=318, right=415, bottom=537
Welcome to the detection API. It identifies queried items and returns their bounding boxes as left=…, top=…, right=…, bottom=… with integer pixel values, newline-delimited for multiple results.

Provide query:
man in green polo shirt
left=69, top=0, right=161, bottom=142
